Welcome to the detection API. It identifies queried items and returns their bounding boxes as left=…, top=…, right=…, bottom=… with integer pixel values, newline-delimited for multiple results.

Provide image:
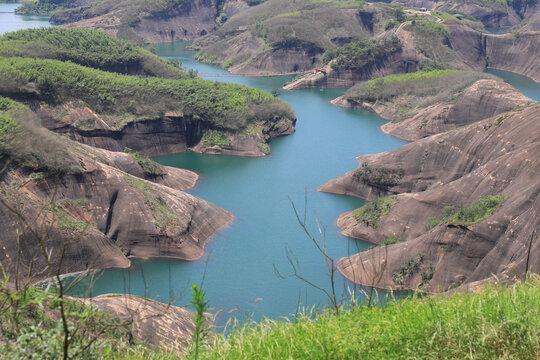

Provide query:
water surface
left=0, top=3, right=52, bottom=35
left=74, top=42, right=407, bottom=324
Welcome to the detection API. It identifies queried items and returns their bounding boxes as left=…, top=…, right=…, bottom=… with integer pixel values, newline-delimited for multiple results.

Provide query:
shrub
left=382, top=236, right=402, bottom=245
left=201, top=130, right=231, bottom=147
left=353, top=162, right=403, bottom=188
left=392, top=253, right=425, bottom=285
left=322, top=37, right=402, bottom=71
left=352, top=197, right=396, bottom=228
left=124, top=147, right=166, bottom=177
left=0, top=28, right=186, bottom=79
left=0, top=57, right=295, bottom=132
left=449, top=195, right=506, bottom=226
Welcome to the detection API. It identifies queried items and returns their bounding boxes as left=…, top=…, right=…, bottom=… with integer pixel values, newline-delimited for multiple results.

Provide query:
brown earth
left=0, top=138, right=233, bottom=284
left=332, top=79, right=534, bottom=141
left=79, top=294, right=197, bottom=354
left=320, top=104, right=540, bottom=292
left=37, top=103, right=295, bottom=158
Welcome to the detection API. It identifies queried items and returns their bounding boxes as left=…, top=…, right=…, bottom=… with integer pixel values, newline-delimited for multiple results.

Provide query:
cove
left=62, top=44, right=540, bottom=325
left=71, top=42, right=407, bottom=324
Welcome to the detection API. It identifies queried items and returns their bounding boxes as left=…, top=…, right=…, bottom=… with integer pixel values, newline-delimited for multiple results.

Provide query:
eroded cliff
left=320, top=104, right=540, bottom=291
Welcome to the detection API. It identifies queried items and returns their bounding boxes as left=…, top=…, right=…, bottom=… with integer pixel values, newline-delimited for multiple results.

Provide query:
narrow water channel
left=1, top=6, right=538, bottom=325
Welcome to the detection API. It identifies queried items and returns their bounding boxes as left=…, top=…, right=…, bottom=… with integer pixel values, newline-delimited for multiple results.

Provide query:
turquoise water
left=0, top=3, right=52, bottom=35
left=72, top=43, right=407, bottom=324
left=1, top=10, right=538, bottom=324
left=485, top=68, right=540, bottom=101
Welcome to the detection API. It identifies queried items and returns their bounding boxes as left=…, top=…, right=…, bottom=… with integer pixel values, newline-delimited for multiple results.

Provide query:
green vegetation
left=0, top=56, right=294, bottom=131
left=406, top=20, right=459, bottom=64
left=193, top=0, right=395, bottom=70
left=0, top=96, right=80, bottom=176
left=352, top=197, right=396, bottom=228
left=344, top=70, right=492, bottom=107
left=392, top=253, right=424, bottom=285
left=450, top=195, right=507, bottom=226
left=14, top=0, right=74, bottom=16
left=201, top=130, right=231, bottom=147
left=257, top=142, right=270, bottom=155
left=426, top=196, right=506, bottom=230
left=193, top=277, right=540, bottom=359
left=0, top=286, right=129, bottom=358
left=124, top=147, right=166, bottom=176
left=352, top=162, right=403, bottom=188
left=0, top=28, right=187, bottom=79
left=382, top=235, right=402, bottom=245
left=323, top=37, right=402, bottom=71
left=124, top=176, right=183, bottom=233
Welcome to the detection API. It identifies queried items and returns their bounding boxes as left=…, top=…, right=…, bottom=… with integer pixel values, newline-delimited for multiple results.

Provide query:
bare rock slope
left=0, top=139, right=233, bottom=283
left=320, top=104, right=540, bottom=292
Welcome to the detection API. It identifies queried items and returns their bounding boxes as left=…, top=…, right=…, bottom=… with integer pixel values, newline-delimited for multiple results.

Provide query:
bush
left=0, top=28, right=187, bottom=79
left=201, top=130, right=231, bottom=147
left=382, top=236, right=402, bottom=245
left=322, top=37, right=402, bottom=70
left=352, top=197, right=396, bottom=228
left=392, top=254, right=425, bottom=285
left=449, top=195, right=506, bottom=226
left=124, top=147, right=166, bottom=177
left=344, top=70, right=492, bottom=105
left=353, top=162, right=403, bottom=188
left=0, top=57, right=295, bottom=132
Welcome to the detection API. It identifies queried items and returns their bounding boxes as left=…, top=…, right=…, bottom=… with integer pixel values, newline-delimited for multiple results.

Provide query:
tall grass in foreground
left=195, top=277, right=539, bottom=359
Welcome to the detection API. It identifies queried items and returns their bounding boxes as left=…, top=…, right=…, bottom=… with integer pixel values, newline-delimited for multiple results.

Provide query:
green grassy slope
left=0, top=28, right=187, bottom=79
left=196, top=278, right=539, bottom=359
left=0, top=56, right=294, bottom=130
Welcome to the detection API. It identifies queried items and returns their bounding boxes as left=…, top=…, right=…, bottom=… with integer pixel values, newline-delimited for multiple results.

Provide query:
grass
left=123, top=176, right=183, bottom=233
left=344, top=70, right=493, bottom=108
left=0, top=56, right=294, bottom=131
left=0, top=28, right=187, bottom=79
left=426, top=196, right=506, bottom=230
left=392, top=254, right=424, bottom=285
left=193, top=276, right=540, bottom=359
left=352, top=197, right=396, bottom=228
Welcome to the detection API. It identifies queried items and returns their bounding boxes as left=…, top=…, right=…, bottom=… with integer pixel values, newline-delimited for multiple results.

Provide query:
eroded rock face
left=37, top=103, right=295, bottom=158
left=53, top=0, right=222, bottom=44
left=0, top=139, right=233, bottom=284
left=79, top=294, right=196, bottom=354
left=336, top=79, right=534, bottom=141
left=320, top=105, right=540, bottom=291
left=447, top=25, right=540, bottom=82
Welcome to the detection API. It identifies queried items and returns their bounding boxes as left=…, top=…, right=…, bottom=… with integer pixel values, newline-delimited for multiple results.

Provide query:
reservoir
left=1, top=4, right=538, bottom=325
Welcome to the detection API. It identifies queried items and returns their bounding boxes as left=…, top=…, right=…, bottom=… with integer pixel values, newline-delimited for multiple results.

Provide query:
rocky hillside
left=192, top=0, right=398, bottom=74
left=447, top=24, right=540, bottom=82
left=0, top=36, right=296, bottom=157
left=0, top=97, right=233, bottom=283
left=332, top=70, right=533, bottom=141
left=286, top=19, right=540, bottom=90
left=320, top=104, right=540, bottom=292
left=50, top=0, right=242, bottom=44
